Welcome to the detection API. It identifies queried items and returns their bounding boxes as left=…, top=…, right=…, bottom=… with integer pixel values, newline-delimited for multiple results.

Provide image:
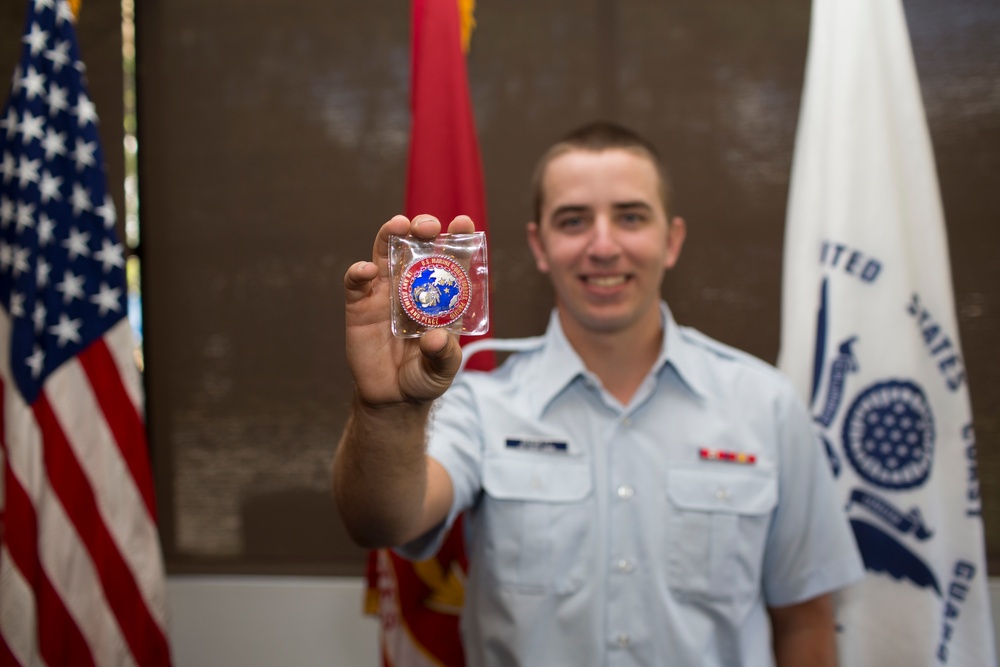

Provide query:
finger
left=446, top=215, right=477, bottom=235
left=373, top=215, right=412, bottom=264
left=410, top=214, right=442, bottom=240
left=419, top=329, right=462, bottom=380
left=344, top=260, right=379, bottom=304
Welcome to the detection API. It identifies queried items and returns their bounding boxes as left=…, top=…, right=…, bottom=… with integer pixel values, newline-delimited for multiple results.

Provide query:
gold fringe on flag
left=68, top=0, right=81, bottom=19
left=458, top=0, right=476, bottom=53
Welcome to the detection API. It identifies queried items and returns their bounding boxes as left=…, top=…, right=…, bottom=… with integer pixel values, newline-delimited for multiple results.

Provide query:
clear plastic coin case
left=389, top=232, right=489, bottom=338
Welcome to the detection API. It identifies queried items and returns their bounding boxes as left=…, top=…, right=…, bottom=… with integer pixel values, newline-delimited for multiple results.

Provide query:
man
left=334, top=122, right=863, bottom=666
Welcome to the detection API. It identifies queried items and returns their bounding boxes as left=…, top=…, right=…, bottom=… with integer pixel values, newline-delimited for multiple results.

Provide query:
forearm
left=773, top=625, right=837, bottom=667
left=332, top=395, right=434, bottom=548
left=770, top=594, right=838, bottom=667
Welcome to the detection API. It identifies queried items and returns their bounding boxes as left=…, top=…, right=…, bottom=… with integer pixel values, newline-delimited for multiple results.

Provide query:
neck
left=558, top=309, right=664, bottom=405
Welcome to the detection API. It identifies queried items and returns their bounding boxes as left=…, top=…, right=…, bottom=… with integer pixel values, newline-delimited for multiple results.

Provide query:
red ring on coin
left=399, top=255, right=472, bottom=328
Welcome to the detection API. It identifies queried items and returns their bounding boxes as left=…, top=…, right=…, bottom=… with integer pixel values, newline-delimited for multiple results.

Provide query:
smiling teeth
left=587, top=275, right=626, bottom=287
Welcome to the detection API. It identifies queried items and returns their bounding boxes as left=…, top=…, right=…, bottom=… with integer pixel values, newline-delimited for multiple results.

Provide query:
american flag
left=0, top=0, right=171, bottom=665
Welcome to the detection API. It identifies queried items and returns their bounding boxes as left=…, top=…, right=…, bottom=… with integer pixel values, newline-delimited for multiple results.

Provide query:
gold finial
left=458, top=0, right=476, bottom=53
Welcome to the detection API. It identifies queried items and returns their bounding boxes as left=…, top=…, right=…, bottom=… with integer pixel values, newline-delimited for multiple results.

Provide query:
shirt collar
left=658, top=302, right=710, bottom=400
left=530, top=302, right=708, bottom=417
left=530, top=310, right=589, bottom=417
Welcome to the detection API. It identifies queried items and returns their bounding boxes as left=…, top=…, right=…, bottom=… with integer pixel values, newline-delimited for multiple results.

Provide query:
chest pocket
left=665, top=468, right=777, bottom=601
left=482, top=455, right=593, bottom=594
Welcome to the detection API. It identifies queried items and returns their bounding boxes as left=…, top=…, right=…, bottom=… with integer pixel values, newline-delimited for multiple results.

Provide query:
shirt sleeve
left=396, top=376, right=485, bottom=561
left=762, top=378, right=866, bottom=606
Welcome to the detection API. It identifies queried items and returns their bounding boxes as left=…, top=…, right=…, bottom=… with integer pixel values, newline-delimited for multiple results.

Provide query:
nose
left=587, top=216, right=621, bottom=263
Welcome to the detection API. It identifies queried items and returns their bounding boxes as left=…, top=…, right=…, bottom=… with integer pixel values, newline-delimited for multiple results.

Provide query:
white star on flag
left=47, top=311, right=82, bottom=346
left=22, top=24, right=48, bottom=56
left=19, top=109, right=46, bottom=143
left=55, top=268, right=85, bottom=303
left=38, top=168, right=62, bottom=202
left=62, top=226, right=90, bottom=259
left=47, top=81, right=68, bottom=114
left=70, top=180, right=90, bottom=213
left=12, top=247, right=31, bottom=277
left=36, top=256, right=50, bottom=285
left=72, top=91, right=97, bottom=127
left=37, top=212, right=55, bottom=244
left=32, top=300, right=46, bottom=331
left=17, top=154, right=41, bottom=187
left=1, top=152, right=15, bottom=181
left=90, top=282, right=122, bottom=316
left=9, top=291, right=25, bottom=317
left=40, top=126, right=67, bottom=159
left=44, top=39, right=71, bottom=73
left=15, top=201, right=36, bottom=231
left=25, top=344, right=44, bottom=377
left=93, top=237, right=124, bottom=272
left=70, top=135, right=95, bottom=171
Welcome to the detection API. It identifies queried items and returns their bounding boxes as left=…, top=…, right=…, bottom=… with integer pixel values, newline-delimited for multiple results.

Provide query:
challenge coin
left=398, top=255, right=472, bottom=328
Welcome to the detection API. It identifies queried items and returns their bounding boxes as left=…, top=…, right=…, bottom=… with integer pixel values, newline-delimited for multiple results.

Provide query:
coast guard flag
left=364, top=1, right=491, bottom=665
left=0, top=0, right=171, bottom=664
left=778, top=0, right=996, bottom=665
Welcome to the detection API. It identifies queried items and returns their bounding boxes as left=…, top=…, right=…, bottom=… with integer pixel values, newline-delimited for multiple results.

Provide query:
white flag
left=778, top=0, right=996, bottom=665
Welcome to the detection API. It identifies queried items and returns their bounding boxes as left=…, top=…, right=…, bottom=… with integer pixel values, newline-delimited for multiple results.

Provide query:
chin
left=575, top=309, right=638, bottom=334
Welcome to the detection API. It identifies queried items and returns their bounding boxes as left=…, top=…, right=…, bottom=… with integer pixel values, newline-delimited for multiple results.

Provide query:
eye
left=618, top=210, right=647, bottom=226
left=553, top=215, right=587, bottom=232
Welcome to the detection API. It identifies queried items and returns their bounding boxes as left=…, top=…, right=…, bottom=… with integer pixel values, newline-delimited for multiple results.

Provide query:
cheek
left=534, top=238, right=582, bottom=275
left=544, top=247, right=584, bottom=277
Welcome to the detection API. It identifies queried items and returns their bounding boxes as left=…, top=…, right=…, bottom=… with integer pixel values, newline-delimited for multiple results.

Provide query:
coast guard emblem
left=842, top=379, right=934, bottom=490
left=398, top=255, right=472, bottom=328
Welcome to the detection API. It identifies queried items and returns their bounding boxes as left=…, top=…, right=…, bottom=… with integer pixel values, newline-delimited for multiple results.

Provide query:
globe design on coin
left=399, top=255, right=472, bottom=328
left=841, top=379, right=934, bottom=490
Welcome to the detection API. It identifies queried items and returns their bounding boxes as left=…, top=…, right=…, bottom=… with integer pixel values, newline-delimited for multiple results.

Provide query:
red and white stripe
left=0, top=315, right=171, bottom=666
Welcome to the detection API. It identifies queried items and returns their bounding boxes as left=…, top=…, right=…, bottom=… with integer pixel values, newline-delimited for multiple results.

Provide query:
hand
left=344, top=214, right=477, bottom=407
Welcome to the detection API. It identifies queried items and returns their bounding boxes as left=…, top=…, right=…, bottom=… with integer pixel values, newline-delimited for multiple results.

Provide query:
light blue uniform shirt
left=402, top=304, right=863, bottom=667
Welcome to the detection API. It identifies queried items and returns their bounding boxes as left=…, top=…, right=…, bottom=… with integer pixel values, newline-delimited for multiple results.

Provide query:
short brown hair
left=530, top=121, right=674, bottom=223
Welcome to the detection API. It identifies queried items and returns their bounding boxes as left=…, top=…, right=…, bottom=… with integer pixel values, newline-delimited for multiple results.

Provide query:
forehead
left=540, top=148, right=664, bottom=214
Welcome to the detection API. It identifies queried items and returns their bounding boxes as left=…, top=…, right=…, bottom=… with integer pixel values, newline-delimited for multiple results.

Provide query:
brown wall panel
left=0, top=0, right=986, bottom=575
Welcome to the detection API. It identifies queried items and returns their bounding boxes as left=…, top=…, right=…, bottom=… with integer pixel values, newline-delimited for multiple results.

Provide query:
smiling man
left=333, top=122, right=863, bottom=667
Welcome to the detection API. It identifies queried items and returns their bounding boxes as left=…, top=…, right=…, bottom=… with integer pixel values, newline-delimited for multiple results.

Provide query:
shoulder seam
left=459, top=336, right=546, bottom=373
left=678, top=326, right=781, bottom=376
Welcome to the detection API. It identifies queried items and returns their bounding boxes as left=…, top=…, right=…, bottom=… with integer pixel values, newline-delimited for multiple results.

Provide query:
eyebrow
left=549, top=204, right=589, bottom=218
left=611, top=201, right=654, bottom=211
left=549, top=201, right=654, bottom=218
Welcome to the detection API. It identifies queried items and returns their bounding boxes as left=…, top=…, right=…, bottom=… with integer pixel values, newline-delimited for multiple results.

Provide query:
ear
left=526, top=221, right=550, bottom=273
left=663, top=216, right=687, bottom=270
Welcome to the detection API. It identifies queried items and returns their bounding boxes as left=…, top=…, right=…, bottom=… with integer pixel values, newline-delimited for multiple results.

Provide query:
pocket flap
left=483, top=456, right=592, bottom=502
left=667, top=468, right=777, bottom=515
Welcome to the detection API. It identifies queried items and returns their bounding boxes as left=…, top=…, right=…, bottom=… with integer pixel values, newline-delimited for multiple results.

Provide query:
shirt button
left=715, top=487, right=730, bottom=501
left=615, top=558, right=634, bottom=573
left=616, top=484, right=634, bottom=500
left=621, top=417, right=633, bottom=427
left=616, top=633, right=631, bottom=649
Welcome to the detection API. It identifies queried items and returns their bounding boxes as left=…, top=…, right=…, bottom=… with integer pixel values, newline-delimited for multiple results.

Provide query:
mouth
left=582, top=274, right=629, bottom=288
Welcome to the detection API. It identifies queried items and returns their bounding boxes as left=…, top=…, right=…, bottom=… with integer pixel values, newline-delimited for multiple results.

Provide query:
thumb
left=419, top=329, right=463, bottom=383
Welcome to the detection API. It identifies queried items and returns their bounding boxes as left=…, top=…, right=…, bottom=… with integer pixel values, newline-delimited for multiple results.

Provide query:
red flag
left=0, top=1, right=171, bottom=665
left=365, top=0, right=492, bottom=665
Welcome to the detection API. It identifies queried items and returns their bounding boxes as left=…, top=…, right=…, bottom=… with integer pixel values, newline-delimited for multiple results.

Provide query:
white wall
left=167, top=576, right=378, bottom=667
left=167, top=576, right=1000, bottom=666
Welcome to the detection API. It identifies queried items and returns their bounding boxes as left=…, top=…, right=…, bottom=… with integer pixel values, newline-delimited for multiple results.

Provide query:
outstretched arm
left=332, top=214, right=474, bottom=548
